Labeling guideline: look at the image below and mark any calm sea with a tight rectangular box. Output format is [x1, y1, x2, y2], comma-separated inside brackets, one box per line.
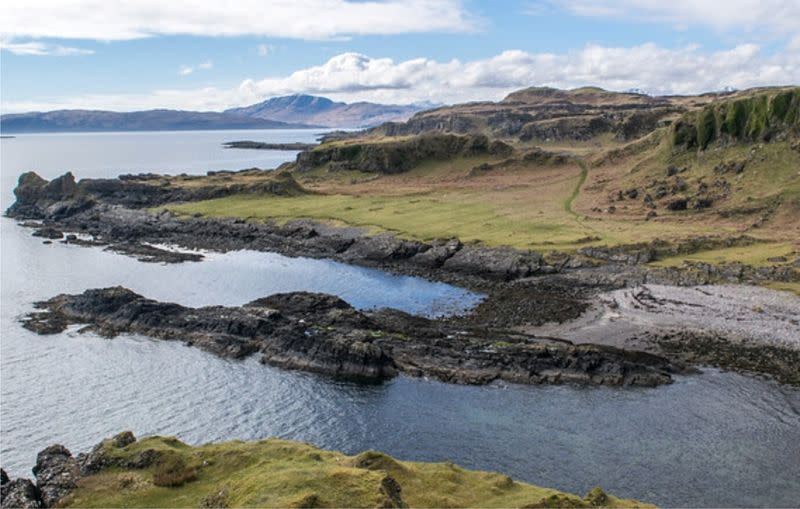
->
[1, 131, 799, 507]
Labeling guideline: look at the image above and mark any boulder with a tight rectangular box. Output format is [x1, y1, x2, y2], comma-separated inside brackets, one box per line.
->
[33, 445, 79, 507]
[409, 239, 462, 268]
[666, 198, 688, 211]
[442, 246, 543, 280]
[0, 478, 41, 509]
[31, 227, 63, 240]
[342, 234, 422, 262]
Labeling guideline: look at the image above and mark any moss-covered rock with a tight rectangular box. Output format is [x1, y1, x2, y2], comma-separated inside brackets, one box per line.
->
[52, 435, 655, 508]
[672, 87, 800, 150]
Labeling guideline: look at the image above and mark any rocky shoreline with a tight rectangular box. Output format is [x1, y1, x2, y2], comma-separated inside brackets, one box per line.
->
[21, 287, 680, 386]
[7, 170, 800, 386]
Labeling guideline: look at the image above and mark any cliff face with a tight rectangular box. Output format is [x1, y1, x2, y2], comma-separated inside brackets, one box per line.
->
[294, 133, 512, 173]
[368, 87, 691, 142]
[671, 88, 800, 150]
[365, 86, 800, 145]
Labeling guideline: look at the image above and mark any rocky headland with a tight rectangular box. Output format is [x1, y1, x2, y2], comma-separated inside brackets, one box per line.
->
[6, 86, 800, 386]
[0, 432, 652, 508]
[6, 166, 800, 386]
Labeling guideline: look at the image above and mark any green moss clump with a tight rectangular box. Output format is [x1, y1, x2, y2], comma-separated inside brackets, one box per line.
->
[769, 90, 795, 122]
[696, 107, 717, 149]
[723, 99, 748, 138]
[745, 95, 770, 140]
[152, 456, 197, 487]
[672, 119, 697, 148]
[674, 87, 800, 150]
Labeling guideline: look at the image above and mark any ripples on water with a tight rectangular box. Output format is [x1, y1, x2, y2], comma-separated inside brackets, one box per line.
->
[1, 132, 800, 507]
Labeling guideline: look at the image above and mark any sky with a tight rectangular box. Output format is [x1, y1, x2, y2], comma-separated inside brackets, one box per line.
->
[1, 0, 799, 113]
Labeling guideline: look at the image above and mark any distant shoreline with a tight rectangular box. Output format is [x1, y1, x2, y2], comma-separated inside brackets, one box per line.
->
[223, 140, 318, 150]
[0, 126, 326, 136]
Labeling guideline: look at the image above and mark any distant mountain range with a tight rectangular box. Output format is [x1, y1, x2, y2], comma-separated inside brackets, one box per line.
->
[225, 94, 427, 128]
[0, 95, 428, 133]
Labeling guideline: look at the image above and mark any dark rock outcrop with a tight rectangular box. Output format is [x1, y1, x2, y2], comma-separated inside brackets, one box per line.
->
[1, 478, 41, 508]
[294, 133, 506, 174]
[5, 171, 303, 219]
[21, 287, 680, 387]
[32, 445, 79, 508]
[442, 246, 544, 280]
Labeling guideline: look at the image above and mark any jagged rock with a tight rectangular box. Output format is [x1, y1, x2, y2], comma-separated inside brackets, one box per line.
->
[0, 470, 8, 486]
[578, 245, 655, 265]
[1, 478, 41, 508]
[442, 246, 543, 280]
[31, 227, 63, 240]
[666, 198, 688, 211]
[77, 432, 139, 475]
[111, 431, 136, 448]
[33, 445, 79, 508]
[671, 177, 688, 194]
[342, 234, 422, 262]
[693, 197, 714, 209]
[713, 160, 746, 174]
[379, 476, 407, 508]
[21, 287, 679, 387]
[409, 239, 462, 268]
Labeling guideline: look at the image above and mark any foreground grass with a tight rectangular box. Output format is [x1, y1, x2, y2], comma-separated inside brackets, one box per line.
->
[63, 436, 652, 508]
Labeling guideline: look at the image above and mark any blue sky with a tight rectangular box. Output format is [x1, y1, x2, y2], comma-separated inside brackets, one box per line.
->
[1, 0, 798, 112]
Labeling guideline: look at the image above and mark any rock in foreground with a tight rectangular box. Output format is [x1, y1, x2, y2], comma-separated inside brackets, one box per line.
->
[2, 432, 654, 508]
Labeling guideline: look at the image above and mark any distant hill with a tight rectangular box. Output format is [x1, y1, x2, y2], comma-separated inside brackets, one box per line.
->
[225, 94, 426, 128]
[0, 109, 313, 134]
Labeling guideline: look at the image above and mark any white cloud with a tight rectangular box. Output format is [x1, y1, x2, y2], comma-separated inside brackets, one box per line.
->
[0, 0, 477, 41]
[257, 44, 274, 57]
[3, 43, 798, 113]
[0, 38, 94, 56]
[178, 61, 214, 76]
[550, 0, 800, 35]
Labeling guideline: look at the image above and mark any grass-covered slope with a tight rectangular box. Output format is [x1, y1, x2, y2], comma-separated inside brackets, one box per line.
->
[162, 87, 799, 270]
[62, 436, 652, 508]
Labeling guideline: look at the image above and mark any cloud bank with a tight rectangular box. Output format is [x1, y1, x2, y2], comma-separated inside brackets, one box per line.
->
[0, 38, 94, 56]
[552, 0, 800, 34]
[178, 61, 214, 76]
[0, 0, 477, 41]
[3, 42, 798, 113]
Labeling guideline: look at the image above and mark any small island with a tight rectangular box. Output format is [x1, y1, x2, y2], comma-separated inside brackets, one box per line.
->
[223, 141, 318, 150]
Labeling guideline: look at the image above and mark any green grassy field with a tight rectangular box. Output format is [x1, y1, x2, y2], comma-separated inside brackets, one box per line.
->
[62, 436, 652, 508]
[161, 129, 798, 263]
